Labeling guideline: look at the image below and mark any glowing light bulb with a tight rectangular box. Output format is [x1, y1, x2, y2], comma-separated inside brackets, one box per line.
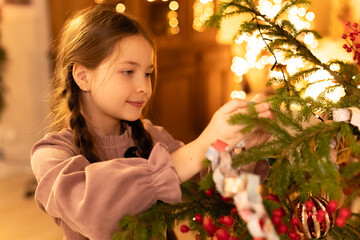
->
[170, 26, 180, 34]
[231, 90, 246, 99]
[304, 33, 314, 45]
[231, 57, 250, 77]
[116, 3, 126, 13]
[169, 18, 179, 27]
[306, 12, 315, 21]
[169, 1, 179, 11]
[330, 64, 340, 71]
[167, 10, 178, 19]
[297, 7, 306, 17]
[200, 0, 213, 3]
[289, 7, 298, 16]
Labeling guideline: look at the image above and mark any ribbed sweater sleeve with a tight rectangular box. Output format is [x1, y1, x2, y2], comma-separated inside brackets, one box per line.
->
[30, 125, 182, 240]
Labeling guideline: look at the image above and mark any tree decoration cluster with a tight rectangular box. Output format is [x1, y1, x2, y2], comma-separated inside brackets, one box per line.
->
[113, 1, 360, 239]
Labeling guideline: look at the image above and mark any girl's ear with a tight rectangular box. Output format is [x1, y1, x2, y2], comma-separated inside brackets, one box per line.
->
[72, 63, 90, 91]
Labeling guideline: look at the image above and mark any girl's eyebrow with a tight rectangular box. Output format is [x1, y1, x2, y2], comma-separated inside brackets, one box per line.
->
[119, 61, 153, 69]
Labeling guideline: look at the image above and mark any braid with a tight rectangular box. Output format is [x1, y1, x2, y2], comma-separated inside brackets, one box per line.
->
[67, 66, 101, 163]
[127, 119, 154, 159]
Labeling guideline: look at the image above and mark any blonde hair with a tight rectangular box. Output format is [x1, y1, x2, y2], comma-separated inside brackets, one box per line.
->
[50, 3, 156, 162]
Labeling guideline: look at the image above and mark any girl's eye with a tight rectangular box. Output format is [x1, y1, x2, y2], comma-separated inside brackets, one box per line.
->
[145, 72, 152, 78]
[122, 70, 134, 76]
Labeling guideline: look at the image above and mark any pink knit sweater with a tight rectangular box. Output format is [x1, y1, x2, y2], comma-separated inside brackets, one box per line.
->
[31, 120, 270, 240]
[31, 120, 184, 240]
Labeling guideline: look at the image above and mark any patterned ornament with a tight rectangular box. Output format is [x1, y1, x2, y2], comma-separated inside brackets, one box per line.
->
[291, 196, 335, 239]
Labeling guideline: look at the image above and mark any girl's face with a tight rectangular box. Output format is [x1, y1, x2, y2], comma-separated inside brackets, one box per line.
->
[82, 35, 154, 135]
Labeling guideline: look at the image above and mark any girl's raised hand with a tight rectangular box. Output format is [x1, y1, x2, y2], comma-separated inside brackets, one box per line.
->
[199, 94, 272, 150]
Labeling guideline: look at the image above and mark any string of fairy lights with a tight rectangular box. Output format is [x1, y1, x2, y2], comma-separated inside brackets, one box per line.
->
[95, 0, 346, 103]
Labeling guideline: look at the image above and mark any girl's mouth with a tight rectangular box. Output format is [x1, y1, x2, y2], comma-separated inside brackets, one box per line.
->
[127, 101, 144, 108]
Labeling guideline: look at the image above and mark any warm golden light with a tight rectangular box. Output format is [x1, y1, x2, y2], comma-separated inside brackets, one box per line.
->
[303, 70, 345, 102]
[306, 12, 315, 21]
[219, 0, 317, 100]
[167, 10, 178, 19]
[231, 90, 247, 99]
[169, 18, 179, 27]
[169, 1, 179, 11]
[193, 0, 214, 32]
[170, 26, 180, 35]
[116, 3, 126, 13]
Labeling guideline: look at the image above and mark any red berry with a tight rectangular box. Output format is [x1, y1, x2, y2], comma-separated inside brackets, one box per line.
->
[335, 217, 346, 227]
[215, 228, 230, 240]
[202, 217, 216, 236]
[276, 223, 288, 234]
[194, 213, 203, 223]
[290, 217, 300, 226]
[180, 224, 190, 233]
[343, 44, 349, 49]
[273, 208, 285, 217]
[221, 196, 233, 202]
[316, 209, 326, 222]
[347, 48, 353, 52]
[264, 194, 280, 203]
[259, 218, 265, 229]
[205, 189, 214, 197]
[342, 34, 348, 39]
[326, 200, 338, 213]
[231, 207, 238, 215]
[305, 200, 314, 211]
[272, 215, 282, 225]
[338, 208, 351, 219]
[354, 23, 358, 28]
[288, 229, 300, 240]
[346, 21, 351, 26]
[219, 215, 234, 226]
[351, 36, 356, 41]
[229, 237, 239, 240]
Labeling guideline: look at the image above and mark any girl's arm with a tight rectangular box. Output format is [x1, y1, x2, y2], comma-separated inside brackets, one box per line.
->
[171, 97, 272, 182]
[31, 135, 181, 240]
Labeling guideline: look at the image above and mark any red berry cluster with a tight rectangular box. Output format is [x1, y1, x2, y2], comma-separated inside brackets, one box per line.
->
[180, 214, 238, 240]
[270, 206, 302, 239]
[180, 188, 240, 240]
[264, 194, 301, 239]
[342, 21, 360, 65]
[325, 200, 351, 227]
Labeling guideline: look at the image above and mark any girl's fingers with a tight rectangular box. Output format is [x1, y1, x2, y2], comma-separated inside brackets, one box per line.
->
[254, 102, 271, 113]
[251, 93, 266, 103]
[219, 99, 248, 114]
[258, 110, 273, 119]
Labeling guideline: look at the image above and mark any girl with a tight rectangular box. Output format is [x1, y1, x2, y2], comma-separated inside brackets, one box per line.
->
[31, 3, 272, 240]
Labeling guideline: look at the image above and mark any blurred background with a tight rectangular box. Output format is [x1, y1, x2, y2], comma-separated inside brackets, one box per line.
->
[1, 0, 360, 239]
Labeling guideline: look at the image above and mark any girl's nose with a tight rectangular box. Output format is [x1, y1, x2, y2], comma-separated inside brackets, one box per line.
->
[136, 75, 151, 94]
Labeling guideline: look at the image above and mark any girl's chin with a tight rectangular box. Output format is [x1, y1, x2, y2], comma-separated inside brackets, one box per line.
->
[121, 116, 141, 122]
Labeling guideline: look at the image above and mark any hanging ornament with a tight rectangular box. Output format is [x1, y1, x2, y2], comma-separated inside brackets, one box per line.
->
[291, 196, 335, 239]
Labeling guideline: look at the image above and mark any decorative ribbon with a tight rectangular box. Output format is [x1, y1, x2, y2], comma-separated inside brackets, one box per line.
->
[206, 140, 279, 240]
[332, 107, 360, 129]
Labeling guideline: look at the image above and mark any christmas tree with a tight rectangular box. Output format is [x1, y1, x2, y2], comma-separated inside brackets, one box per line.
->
[113, 0, 360, 239]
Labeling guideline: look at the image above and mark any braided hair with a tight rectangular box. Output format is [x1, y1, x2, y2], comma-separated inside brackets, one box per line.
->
[50, 4, 155, 162]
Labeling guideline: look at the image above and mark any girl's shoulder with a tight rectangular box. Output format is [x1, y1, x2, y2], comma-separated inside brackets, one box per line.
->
[142, 119, 171, 140]
[142, 119, 184, 152]
[31, 128, 77, 156]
